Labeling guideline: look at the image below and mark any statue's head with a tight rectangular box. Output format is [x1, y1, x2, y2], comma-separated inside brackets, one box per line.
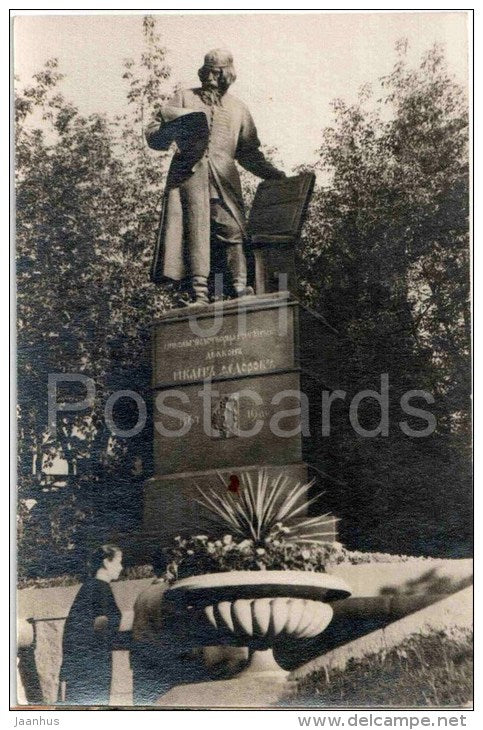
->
[198, 48, 236, 95]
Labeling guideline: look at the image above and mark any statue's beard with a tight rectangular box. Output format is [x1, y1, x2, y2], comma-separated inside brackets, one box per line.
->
[200, 85, 225, 106]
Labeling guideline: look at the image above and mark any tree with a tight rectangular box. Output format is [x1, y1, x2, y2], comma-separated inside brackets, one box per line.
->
[297, 42, 470, 555]
[16, 17, 175, 576]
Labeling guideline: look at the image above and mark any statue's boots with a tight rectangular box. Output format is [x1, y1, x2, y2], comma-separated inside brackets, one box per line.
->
[188, 276, 210, 307]
[233, 285, 255, 298]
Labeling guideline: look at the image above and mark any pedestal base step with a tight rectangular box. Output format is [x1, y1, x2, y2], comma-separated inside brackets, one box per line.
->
[143, 462, 338, 544]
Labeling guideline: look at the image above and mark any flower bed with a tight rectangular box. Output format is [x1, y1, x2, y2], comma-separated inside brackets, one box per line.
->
[163, 533, 435, 583]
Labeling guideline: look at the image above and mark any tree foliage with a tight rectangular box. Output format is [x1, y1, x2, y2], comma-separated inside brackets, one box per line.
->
[16, 17, 176, 575]
[297, 42, 470, 555]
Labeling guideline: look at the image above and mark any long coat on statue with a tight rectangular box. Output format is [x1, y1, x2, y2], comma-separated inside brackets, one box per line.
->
[146, 88, 282, 283]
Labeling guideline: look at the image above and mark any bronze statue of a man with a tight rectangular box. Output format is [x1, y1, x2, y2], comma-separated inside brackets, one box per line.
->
[146, 48, 285, 306]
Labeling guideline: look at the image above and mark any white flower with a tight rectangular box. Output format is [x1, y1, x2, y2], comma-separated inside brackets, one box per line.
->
[256, 547, 266, 556]
[194, 535, 208, 542]
[222, 534, 233, 545]
[301, 549, 311, 560]
[236, 539, 253, 551]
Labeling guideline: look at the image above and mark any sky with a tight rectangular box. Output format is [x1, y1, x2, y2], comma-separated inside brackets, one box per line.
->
[13, 11, 469, 171]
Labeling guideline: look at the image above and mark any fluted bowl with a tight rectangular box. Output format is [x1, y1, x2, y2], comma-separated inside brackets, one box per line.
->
[164, 571, 351, 677]
[204, 596, 334, 642]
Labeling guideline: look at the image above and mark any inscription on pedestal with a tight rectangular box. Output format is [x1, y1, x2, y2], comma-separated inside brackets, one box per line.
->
[153, 372, 305, 474]
[153, 305, 294, 388]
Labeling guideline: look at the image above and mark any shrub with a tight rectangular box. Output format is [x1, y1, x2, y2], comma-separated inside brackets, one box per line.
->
[194, 470, 337, 546]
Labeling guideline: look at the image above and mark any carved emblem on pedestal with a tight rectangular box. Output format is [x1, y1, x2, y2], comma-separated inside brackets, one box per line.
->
[211, 394, 240, 439]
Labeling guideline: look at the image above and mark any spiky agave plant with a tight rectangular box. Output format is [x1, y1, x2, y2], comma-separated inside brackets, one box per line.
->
[193, 469, 338, 546]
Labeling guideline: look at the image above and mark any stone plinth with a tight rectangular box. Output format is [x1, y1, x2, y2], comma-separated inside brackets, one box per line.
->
[144, 462, 312, 536]
[144, 293, 340, 543]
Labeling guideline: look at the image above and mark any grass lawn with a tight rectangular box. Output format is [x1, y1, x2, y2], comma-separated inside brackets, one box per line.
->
[288, 629, 472, 708]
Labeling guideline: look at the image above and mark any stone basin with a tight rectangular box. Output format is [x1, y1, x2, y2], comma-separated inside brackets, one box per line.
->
[164, 571, 351, 681]
[170, 570, 351, 602]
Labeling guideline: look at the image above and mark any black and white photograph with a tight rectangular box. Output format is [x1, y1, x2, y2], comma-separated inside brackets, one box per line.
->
[12, 9, 473, 714]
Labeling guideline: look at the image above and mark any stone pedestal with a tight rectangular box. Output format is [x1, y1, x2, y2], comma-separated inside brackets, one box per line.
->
[143, 292, 340, 544]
